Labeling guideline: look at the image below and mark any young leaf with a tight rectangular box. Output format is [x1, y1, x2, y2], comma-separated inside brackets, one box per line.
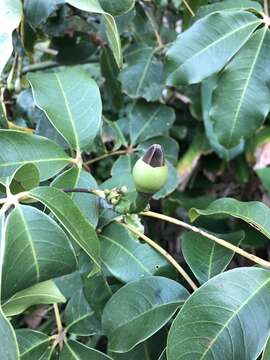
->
[167, 268, 270, 360]
[182, 230, 244, 284]
[60, 340, 113, 359]
[102, 276, 189, 353]
[52, 167, 99, 228]
[28, 67, 102, 151]
[189, 197, 270, 239]
[166, 11, 261, 86]
[16, 329, 51, 359]
[66, 0, 122, 66]
[0, 0, 22, 74]
[29, 186, 100, 270]
[100, 223, 169, 283]
[2, 205, 76, 300]
[8, 163, 40, 193]
[2, 280, 66, 317]
[64, 289, 100, 336]
[119, 45, 164, 101]
[210, 27, 270, 148]
[0, 130, 71, 180]
[129, 101, 175, 146]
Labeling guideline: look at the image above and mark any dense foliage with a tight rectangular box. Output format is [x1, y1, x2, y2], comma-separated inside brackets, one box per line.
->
[1, 0, 270, 359]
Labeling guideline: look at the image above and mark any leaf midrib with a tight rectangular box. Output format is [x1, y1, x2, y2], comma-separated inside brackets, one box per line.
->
[227, 26, 267, 147]
[55, 73, 79, 151]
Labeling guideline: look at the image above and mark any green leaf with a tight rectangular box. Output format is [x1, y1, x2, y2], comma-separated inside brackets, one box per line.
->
[257, 167, 270, 193]
[66, 0, 122, 66]
[2, 280, 66, 317]
[100, 223, 169, 283]
[9, 163, 40, 193]
[0, 130, 71, 180]
[24, 0, 63, 28]
[60, 340, 113, 359]
[52, 167, 99, 228]
[262, 336, 270, 360]
[28, 67, 102, 151]
[166, 11, 261, 86]
[167, 267, 270, 360]
[16, 329, 51, 359]
[0, 307, 19, 359]
[102, 276, 189, 352]
[196, 0, 262, 20]
[100, 0, 135, 16]
[29, 186, 100, 270]
[129, 101, 175, 145]
[158, 349, 167, 360]
[2, 205, 76, 300]
[0, 0, 22, 74]
[210, 27, 270, 149]
[201, 76, 244, 160]
[182, 230, 244, 284]
[119, 45, 164, 101]
[64, 288, 100, 336]
[189, 197, 270, 239]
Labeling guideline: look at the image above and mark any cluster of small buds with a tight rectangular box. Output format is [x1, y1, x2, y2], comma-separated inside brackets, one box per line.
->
[104, 186, 128, 206]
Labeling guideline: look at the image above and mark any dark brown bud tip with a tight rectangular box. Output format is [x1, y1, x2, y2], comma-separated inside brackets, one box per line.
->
[142, 144, 165, 167]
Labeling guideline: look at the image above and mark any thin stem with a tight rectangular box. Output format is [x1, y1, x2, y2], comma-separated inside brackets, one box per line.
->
[264, 0, 269, 17]
[53, 304, 63, 334]
[85, 150, 130, 165]
[142, 211, 270, 269]
[183, 0, 195, 17]
[121, 222, 198, 291]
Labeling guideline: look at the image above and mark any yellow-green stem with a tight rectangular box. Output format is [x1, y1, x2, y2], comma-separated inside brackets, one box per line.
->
[53, 303, 63, 334]
[121, 222, 198, 291]
[142, 211, 270, 269]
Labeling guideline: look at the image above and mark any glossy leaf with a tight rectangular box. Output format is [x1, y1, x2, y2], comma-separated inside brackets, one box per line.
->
[167, 268, 270, 360]
[2, 280, 66, 317]
[182, 230, 244, 284]
[99, 223, 169, 283]
[28, 67, 102, 151]
[196, 0, 262, 20]
[66, 0, 122, 66]
[0, 0, 22, 74]
[102, 276, 189, 352]
[129, 101, 175, 146]
[29, 186, 100, 270]
[0, 307, 19, 360]
[64, 288, 100, 336]
[166, 11, 261, 86]
[52, 167, 99, 227]
[100, 0, 135, 16]
[201, 76, 244, 160]
[24, 0, 63, 28]
[9, 163, 40, 193]
[210, 27, 270, 148]
[60, 340, 113, 359]
[0, 130, 71, 180]
[2, 205, 76, 300]
[189, 197, 270, 239]
[119, 45, 164, 101]
[16, 329, 51, 359]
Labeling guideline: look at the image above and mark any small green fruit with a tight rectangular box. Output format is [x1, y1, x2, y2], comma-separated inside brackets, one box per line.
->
[132, 144, 168, 194]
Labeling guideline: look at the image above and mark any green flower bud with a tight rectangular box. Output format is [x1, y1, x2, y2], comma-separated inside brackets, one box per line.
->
[132, 144, 168, 194]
